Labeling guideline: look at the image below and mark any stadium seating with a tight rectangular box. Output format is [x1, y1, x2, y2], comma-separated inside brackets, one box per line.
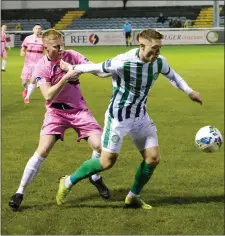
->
[2, 19, 51, 30]
[66, 6, 200, 30]
[220, 16, 224, 26]
[1, 8, 72, 30]
[67, 16, 181, 30]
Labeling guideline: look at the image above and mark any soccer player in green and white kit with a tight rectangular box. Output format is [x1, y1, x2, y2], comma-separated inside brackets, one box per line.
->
[56, 28, 203, 209]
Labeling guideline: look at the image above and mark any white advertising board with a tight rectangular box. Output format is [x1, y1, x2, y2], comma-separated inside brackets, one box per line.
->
[65, 31, 125, 46]
[133, 30, 206, 45]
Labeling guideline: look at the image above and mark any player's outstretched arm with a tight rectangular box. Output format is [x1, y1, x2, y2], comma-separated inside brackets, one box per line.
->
[60, 58, 123, 75]
[60, 59, 102, 74]
[60, 59, 112, 78]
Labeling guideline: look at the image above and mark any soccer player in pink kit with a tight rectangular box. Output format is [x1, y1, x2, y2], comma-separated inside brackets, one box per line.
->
[9, 29, 110, 211]
[1, 24, 11, 71]
[20, 24, 44, 103]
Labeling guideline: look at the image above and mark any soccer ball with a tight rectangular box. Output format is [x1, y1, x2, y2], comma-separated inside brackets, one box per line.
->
[195, 125, 223, 153]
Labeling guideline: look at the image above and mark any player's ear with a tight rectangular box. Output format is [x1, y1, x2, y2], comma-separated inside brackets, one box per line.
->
[140, 44, 145, 50]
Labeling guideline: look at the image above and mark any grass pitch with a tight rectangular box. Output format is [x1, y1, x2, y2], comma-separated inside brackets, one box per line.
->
[1, 45, 224, 235]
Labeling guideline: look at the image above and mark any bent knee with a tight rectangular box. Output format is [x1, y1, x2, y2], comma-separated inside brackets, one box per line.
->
[100, 152, 118, 170]
[36, 145, 51, 158]
[88, 135, 101, 153]
[145, 153, 160, 166]
[149, 154, 160, 166]
[91, 143, 101, 153]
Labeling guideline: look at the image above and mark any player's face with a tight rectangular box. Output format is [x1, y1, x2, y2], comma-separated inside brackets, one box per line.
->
[33, 25, 42, 36]
[44, 37, 64, 61]
[141, 39, 162, 63]
[2, 25, 7, 32]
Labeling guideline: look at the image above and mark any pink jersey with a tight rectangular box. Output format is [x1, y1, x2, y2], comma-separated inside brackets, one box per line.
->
[33, 50, 91, 110]
[22, 34, 44, 66]
[1, 31, 6, 49]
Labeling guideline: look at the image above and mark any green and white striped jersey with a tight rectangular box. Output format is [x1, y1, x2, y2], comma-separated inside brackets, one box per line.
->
[101, 48, 192, 121]
[75, 48, 193, 122]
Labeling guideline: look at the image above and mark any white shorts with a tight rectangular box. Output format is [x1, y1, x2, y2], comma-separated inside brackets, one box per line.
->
[101, 112, 158, 153]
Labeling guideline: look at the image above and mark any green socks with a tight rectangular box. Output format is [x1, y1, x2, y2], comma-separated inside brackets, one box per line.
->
[70, 158, 103, 185]
[131, 161, 156, 195]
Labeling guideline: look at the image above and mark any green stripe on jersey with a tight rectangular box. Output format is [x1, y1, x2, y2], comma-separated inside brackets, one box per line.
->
[136, 48, 140, 57]
[157, 57, 163, 73]
[135, 63, 153, 117]
[109, 75, 121, 118]
[103, 115, 113, 148]
[118, 62, 131, 121]
[125, 62, 143, 119]
[102, 62, 108, 73]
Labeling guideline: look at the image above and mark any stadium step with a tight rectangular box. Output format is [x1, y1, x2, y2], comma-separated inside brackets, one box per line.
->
[54, 10, 85, 30]
[193, 7, 215, 28]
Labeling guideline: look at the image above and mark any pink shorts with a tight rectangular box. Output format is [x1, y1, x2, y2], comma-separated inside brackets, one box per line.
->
[40, 108, 102, 141]
[1, 48, 7, 57]
[21, 64, 35, 81]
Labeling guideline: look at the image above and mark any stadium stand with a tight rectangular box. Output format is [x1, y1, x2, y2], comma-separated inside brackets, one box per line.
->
[2, 5, 224, 31]
[1, 9, 73, 30]
[194, 7, 223, 27]
[54, 10, 85, 30]
[66, 6, 201, 30]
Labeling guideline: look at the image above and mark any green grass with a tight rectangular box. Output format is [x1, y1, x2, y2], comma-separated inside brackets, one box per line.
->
[2, 45, 224, 235]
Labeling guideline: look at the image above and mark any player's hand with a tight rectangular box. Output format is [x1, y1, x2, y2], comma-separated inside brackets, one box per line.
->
[62, 69, 80, 83]
[20, 50, 25, 56]
[189, 91, 202, 105]
[60, 59, 74, 72]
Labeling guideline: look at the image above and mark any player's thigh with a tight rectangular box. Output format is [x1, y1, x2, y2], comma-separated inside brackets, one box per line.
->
[36, 134, 57, 158]
[2, 53, 7, 60]
[130, 115, 159, 152]
[101, 113, 128, 154]
[87, 134, 102, 153]
[70, 109, 102, 143]
[21, 64, 32, 81]
[40, 109, 69, 142]
[30, 76, 37, 84]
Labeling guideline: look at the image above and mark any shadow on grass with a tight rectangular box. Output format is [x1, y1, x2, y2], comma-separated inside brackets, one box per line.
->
[16, 188, 224, 212]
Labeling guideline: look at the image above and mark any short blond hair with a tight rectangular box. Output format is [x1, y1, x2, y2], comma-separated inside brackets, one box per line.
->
[139, 28, 163, 41]
[42, 29, 63, 41]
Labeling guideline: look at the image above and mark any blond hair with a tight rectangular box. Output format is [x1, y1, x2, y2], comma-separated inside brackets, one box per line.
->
[42, 29, 63, 41]
[139, 28, 163, 41]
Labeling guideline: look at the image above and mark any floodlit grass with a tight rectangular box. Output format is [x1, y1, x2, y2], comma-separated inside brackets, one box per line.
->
[2, 45, 224, 235]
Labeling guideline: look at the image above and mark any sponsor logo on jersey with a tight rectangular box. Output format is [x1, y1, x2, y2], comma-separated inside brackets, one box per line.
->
[106, 59, 112, 68]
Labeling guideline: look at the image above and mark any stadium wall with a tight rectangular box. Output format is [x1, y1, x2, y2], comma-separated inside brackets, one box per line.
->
[89, 0, 224, 8]
[2, 0, 224, 10]
[1, 0, 79, 10]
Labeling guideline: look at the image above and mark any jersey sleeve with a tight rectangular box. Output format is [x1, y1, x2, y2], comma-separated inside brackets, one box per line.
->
[160, 55, 193, 95]
[102, 53, 128, 73]
[32, 58, 51, 85]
